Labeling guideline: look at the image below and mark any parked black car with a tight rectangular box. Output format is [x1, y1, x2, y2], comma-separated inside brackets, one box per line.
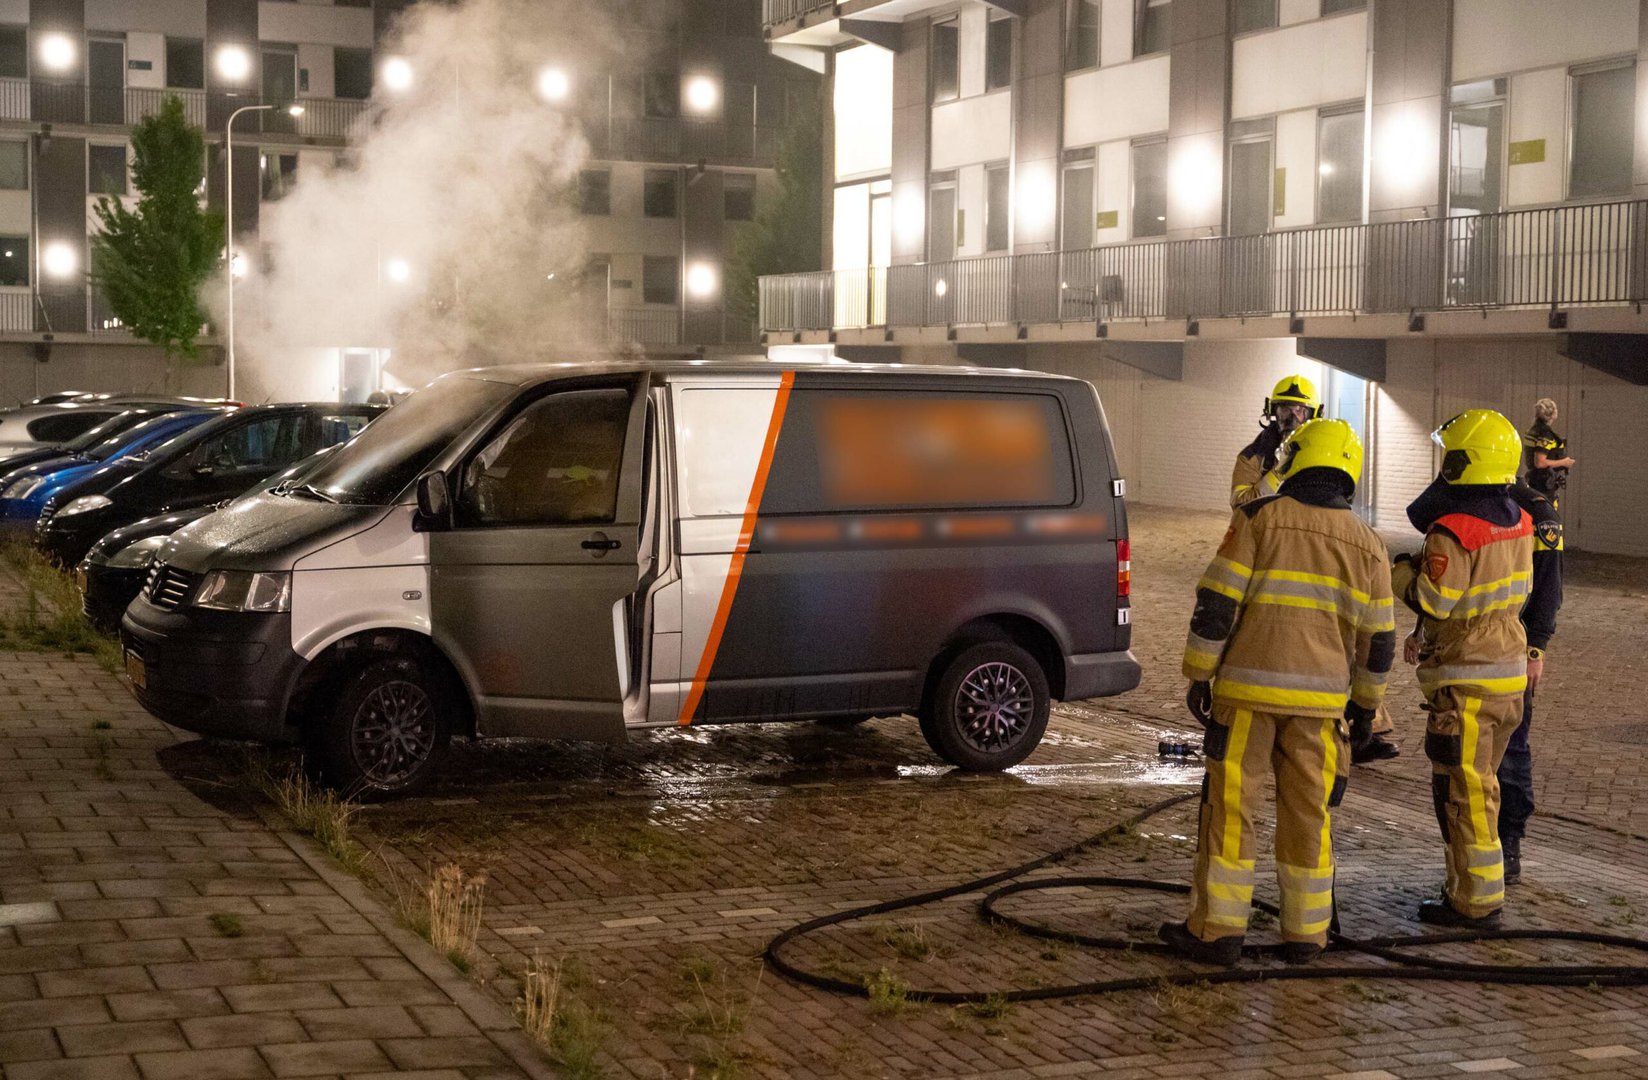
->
[78, 447, 343, 632]
[37, 403, 384, 566]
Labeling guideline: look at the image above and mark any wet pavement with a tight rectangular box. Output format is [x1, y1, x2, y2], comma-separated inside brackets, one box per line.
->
[341, 504, 1648, 1079]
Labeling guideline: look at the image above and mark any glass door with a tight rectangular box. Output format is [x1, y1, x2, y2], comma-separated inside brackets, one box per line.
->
[88, 39, 124, 125]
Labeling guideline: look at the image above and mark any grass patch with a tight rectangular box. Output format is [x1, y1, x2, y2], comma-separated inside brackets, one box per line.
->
[875, 920, 933, 962]
[864, 968, 911, 1016]
[674, 958, 762, 1078]
[517, 957, 607, 1080]
[962, 993, 1012, 1022]
[91, 717, 112, 731]
[209, 913, 244, 938]
[0, 541, 121, 671]
[256, 768, 369, 876]
[1150, 978, 1238, 1023]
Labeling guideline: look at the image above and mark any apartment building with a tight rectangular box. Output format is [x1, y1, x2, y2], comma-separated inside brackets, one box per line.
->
[0, 0, 814, 404]
[761, 0, 1648, 556]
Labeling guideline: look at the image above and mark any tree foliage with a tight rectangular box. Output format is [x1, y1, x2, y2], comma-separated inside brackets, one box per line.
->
[90, 94, 223, 358]
[725, 89, 823, 327]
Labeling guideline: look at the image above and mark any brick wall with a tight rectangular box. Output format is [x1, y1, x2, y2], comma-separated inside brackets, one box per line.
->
[1373, 339, 1437, 543]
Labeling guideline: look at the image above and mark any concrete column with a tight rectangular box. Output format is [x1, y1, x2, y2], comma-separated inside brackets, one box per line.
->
[1367, 0, 1451, 223]
[889, 18, 929, 265]
[1165, 0, 1228, 239]
[683, 168, 727, 345]
[1012, 0, 1062, 254]
[36, 134, 87, 333]
[820, 49, 836, 270]
[30, 0, 85, 125]
[1634, 0, 1648, 196]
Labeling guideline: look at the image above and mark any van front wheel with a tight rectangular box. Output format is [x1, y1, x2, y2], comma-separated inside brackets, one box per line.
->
[311, 657, 450, 798]
[921, 642, 1049, 771]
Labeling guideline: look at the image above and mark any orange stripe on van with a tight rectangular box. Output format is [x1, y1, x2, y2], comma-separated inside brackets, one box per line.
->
[678, 371, 795, 726]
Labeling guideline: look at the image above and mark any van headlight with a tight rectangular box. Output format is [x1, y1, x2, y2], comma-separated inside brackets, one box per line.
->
[104, 535, 168, 569]
[56, 494, 111, 517]
[192, 570, 292, 613]
[2, 476, 41, 499]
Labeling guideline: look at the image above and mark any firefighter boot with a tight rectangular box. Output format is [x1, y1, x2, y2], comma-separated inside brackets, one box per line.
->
[1158, 922, 1242, 967]
[1418, 899, 1503, 928]
[1503, 835, 1522, 885]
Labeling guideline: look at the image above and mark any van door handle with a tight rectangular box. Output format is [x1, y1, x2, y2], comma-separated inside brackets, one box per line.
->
[581, 533, 621, 554]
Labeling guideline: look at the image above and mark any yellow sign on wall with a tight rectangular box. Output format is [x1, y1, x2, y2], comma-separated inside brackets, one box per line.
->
[1509, 139, 1546, 165]
[1095, 210, 1119, 229]
[1274, 168, 1286, 216]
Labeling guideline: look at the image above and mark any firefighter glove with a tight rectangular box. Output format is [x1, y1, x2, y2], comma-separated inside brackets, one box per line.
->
[1186, 680, 1214, 729]
[1345, 701, 1376, 751]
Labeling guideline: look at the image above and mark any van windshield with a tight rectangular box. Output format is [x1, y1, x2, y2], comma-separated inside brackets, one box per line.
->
[300, 376, 516, 506]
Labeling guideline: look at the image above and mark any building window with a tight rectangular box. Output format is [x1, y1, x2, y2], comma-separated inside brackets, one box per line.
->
[1450, 80, 1505, 214]
[1570, 62, 1635, 199]
[1131, 139, 1167, 237]
[1321, 0, 1365, 13]
[165, 38, 204, 89]
[644, 72, 679, 118]
[333, 47, 373, 100]
[642, 256, 678, 304]
[1316, 108, 1363, 223]
[0, 26, 25, 80]
[261, 152, 298, 201]
[0, 141, 26, 190]
[931, 18, 959, 103]
[985, 17, 1013, 92]
[579, 169, 611, 215]
[88, 144, 126, 196]
[0, 237, 26, 286]
[985, 163, 1010, 252]
[929, 172, 958, 261]
[1066, 0, 1100, 71]
[1234, 0, 1277, 34]
[1135, 0, 1170, 57]
[643, 169, 677, 218]
[724, 172, 756, 221]
[1062, 151, 1095, 250]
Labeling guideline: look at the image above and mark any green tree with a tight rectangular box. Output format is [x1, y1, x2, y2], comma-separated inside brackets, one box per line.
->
[725, 90, 823, 328]
[90, 94, 223, 359]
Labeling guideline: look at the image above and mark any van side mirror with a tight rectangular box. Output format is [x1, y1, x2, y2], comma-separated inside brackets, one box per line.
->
[415, 471, 452, 531]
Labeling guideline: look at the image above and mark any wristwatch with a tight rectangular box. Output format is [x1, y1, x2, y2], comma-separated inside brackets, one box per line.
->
[1527, 647, 1545, 661]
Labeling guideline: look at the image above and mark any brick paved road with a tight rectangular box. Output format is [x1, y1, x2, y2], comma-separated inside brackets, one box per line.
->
[6, 505, 1648, 1080]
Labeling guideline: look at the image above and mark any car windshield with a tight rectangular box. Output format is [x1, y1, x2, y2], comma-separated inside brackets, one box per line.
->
[64, 410, 147, 453]
[301, 376, 517, 505]
[85, 413, 192, 461]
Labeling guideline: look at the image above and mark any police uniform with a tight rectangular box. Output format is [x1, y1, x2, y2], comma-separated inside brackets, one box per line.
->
[1521, 419, 1568, 507]
[1164, 419, 1395, 966]
[1395, 410, 1534, 926]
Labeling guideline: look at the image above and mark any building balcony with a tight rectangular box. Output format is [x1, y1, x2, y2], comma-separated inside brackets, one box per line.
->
[760, 199, 1648, 338]
[583, 115, 782, 169]
[0, 78, 367, 142]
[606, 306, 760, 348]
[762, 0, 947, 48]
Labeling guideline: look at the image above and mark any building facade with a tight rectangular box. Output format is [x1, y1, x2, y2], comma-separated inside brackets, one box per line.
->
[761, 0, 1648, 555]
[0, 0, 813, 403]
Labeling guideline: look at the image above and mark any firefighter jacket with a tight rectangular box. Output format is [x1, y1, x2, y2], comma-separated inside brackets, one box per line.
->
[1396, 481, 1534, 697]
[1230, 424, 1285, 508]
[1510, 485, 1563, 651]
[1185, 473, 1397, 718]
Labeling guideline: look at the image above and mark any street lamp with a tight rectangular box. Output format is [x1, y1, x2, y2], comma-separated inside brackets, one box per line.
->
[215, 44, 252, 83]
[224, 102, 304, 401]
[381, 57, 413, 93]
[537, 67, 570, 103]
[37, 33, 75, 74]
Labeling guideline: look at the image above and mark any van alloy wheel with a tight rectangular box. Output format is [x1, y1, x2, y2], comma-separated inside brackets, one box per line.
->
[954, 661, 1034, 753]
[351, 679, 437, 786]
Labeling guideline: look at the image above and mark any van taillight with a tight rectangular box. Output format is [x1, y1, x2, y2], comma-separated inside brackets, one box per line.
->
[1117, 538, 1131, 598]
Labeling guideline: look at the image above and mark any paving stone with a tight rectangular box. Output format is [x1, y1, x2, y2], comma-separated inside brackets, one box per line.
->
[258, 1038, 393, 1076]
[134, 1046, 274, 1080]
[6, 1055, 143, 1080]
[55, 1019, 189, 1057]
[177, 1012, 309, 1049]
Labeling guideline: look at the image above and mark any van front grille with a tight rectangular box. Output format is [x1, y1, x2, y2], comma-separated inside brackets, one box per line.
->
[145, 561, 200, 611]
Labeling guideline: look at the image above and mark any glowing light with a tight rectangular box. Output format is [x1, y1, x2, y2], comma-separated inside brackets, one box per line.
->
[37, 33, 75, 73]
[381, 56, 413, 93]
[684, 75, 719, 114]
[215, 45, 251, 82]
[685, 261, 718, 299]
[934, 278, 948, 297]
[894, 188, 924, 251]
[1168, 140, 1221, 219]
[230, 251, 248, 279]
[286, 103, 305, 117]
[1318, 162, 1336, 176]
[41, 241, 77, 279]
[1016, 161, 1056, 236]
[537, 67, 570, 103]
[1377, 109, 1430, 193]
[385, 258, 412, 284]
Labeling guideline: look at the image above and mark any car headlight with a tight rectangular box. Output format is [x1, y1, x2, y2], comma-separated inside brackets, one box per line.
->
[2, 476, 41, 500]
[192, 570, 291, 613]
[105, 535, 168, 570]
[56, 494, 111, 517]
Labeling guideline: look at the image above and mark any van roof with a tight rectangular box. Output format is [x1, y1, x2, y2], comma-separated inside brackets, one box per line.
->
[445, 357, 1078, 386]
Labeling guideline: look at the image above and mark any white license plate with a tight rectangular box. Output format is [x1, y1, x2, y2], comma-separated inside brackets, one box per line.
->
[124, 650, 146, 690]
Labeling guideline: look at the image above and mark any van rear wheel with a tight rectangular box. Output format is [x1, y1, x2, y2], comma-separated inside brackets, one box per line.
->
[310, 657, 450, 798]
[921, 641, 1049, 771]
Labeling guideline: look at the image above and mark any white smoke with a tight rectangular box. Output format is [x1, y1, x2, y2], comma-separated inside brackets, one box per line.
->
[225, 0, 652, 398]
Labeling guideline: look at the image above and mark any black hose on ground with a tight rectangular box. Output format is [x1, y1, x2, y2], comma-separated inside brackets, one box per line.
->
[764, 791, 1648, 1002]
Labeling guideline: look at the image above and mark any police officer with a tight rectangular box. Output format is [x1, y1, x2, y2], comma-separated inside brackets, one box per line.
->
[1393, 409, 1533, 927]
[1230, 374, 1323, 508]
[1521, 398, 1573, 508]
[1164, 418, 1396, 966]
[1498, 481, 1562, 884]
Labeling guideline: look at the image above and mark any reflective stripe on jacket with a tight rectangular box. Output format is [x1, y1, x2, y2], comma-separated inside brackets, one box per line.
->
[1408, 511, 1534, 697]
[1184, 495, 1397, 718]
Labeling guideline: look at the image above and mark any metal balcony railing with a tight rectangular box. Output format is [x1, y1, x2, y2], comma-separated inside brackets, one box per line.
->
[608, 307, 680, 346]
[584, 116, 782, 168]
[0, 78, 366, 140]
[760, 199, 1648, 332]
[762, 0, 837, 26]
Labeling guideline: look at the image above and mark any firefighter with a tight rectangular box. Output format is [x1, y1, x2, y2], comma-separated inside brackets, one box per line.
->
[1230, 374, 1323, 509]
[1392, 409, 1533, 927]
[1498, 481, 1563, 884]
[1163, 418, 1396, 966]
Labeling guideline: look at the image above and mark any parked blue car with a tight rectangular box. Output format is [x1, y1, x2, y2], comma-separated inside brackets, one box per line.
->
[0, 409, 231, 531]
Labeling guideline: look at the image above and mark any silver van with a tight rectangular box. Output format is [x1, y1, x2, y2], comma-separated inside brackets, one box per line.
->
[121, 361, 1140, 795]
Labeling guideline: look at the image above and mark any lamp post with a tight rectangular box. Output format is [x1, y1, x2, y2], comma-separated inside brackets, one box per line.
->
[224, 101, 302, 400]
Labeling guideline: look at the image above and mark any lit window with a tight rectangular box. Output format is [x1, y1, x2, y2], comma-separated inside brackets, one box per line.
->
[1317, 108, 1363, 223]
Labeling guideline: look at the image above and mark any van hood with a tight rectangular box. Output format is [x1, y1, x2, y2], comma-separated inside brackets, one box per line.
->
[162, 493, 389, 573]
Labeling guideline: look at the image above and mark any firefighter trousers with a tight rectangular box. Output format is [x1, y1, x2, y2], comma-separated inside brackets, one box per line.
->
[1424, 687, 1524, 918]
[1187, 705, 1350, 947]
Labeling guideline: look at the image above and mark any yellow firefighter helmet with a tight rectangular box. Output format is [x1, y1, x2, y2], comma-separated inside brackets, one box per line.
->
[1432, 409, 1520, 485]
[1275, 417, 1364, 487]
